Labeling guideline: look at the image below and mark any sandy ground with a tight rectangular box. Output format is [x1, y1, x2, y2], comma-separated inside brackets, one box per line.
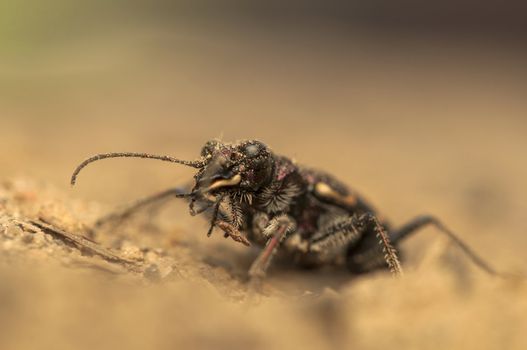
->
[1, 21, 527, 350]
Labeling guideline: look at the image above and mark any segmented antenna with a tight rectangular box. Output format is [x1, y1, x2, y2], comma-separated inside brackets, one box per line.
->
[71, 152, 205, 185]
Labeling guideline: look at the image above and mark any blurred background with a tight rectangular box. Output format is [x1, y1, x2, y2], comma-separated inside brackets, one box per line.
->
[1, 1, 527, 349]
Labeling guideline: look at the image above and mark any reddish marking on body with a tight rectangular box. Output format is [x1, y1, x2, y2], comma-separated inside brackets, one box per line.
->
[277, 167, 289, 181]
[276, 162, 295, 181]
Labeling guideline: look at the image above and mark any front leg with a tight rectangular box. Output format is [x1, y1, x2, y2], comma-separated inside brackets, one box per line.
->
[206, 194, 250, 246]
[215, 221, 251, 246]
[249, 215, 296, 280]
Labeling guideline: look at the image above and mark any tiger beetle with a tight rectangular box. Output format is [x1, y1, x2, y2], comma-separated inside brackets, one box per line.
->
[70, 139, 498, 283]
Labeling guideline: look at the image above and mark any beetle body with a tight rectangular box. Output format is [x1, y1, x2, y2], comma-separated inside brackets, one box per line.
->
[186, 140, 399, 276]
[71, 139, 499, 280]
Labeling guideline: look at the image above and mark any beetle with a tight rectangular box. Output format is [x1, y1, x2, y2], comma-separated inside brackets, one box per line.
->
[70, 139, 497, 282]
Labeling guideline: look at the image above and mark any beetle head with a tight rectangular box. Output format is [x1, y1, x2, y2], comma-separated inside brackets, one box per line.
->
[70, 139, 275, 218]
[193, 139, 274, 195]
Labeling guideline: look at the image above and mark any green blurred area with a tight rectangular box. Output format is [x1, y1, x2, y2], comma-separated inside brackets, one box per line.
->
[2, 0, 526, 52]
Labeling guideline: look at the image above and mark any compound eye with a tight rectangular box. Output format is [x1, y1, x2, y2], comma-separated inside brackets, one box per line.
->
[244, 142, 263, 158]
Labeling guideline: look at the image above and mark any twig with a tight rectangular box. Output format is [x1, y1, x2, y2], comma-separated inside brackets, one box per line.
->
[28, 218, 142, 272]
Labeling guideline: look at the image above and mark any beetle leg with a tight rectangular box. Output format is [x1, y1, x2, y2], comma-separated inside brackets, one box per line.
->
[308, 215, 364, 262]
[391, 215, 497, 276]
[248, 215, 296, 281]
[93, 186, 190, 230]
[215, 221, 251, 246]
[311, 213, 403, 276]
[205, 193, 226, 237]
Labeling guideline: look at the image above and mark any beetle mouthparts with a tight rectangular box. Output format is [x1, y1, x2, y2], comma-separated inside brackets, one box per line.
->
[203, 174, 242, 193]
